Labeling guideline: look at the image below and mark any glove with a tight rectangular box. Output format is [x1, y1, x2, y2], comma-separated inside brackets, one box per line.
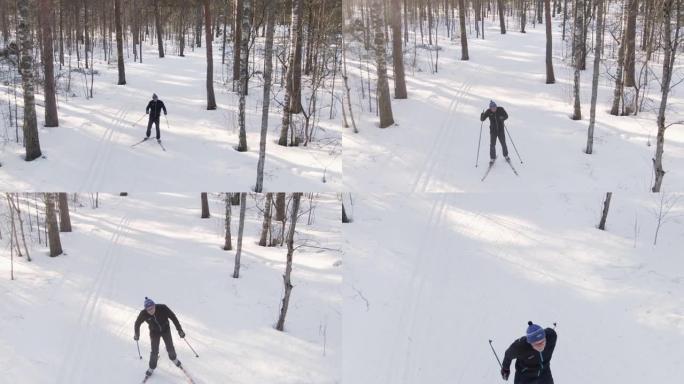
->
[178, 330, 186, 338]
[501, 368, 510, 381]
[134, 334, 140, 341]
[164, 112, 167, 115]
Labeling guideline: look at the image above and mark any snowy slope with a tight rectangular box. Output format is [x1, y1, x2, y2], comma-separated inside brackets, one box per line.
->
[0, 193, 341, 383]
[343, 193, 684, 383]
[0, 39, 342, 192]
[343, 18, 684, 192]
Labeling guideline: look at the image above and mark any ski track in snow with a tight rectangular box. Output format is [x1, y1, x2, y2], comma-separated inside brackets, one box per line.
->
[78, 104, 130, 192]
[56, 214, 131, 383]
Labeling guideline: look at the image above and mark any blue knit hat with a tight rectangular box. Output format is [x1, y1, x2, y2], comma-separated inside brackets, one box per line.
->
[489, 100, 497, 109]
[526, 321, 546, 343]
[144, 297, 155, 309]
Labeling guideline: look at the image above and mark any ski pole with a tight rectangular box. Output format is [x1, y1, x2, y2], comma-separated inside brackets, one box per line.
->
[164, 115, 170, 131]
[183, 338, 199, 358]
[132, 113, 146, 126]
[504, 124, 523, 164]
[136, 340, 142, 359]
[475, 120, 483, 167]
[488, 339, 503, 369]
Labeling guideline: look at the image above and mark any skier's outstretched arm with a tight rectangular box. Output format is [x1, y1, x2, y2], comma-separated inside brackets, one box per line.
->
[134, 311, 144, 339]
[161, 101, 167, 115]
[145, 102, 151, 115]
[167, 307, 184, 336]
[480, 110, 489, 122]
[500, 108, 509, 121]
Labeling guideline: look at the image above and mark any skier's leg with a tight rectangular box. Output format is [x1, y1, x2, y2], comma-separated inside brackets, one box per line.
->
[498, 126, 509, 158]
[149, 333, 161, 370]
[155, 119, 161, 140]
[161, 330, 179, 364]
[146, 119, 153, 138]
[489, 126, 497, 159]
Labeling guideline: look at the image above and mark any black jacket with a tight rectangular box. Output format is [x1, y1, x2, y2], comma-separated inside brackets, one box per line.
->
[503, 328, 557, 380]
[480, 107, 508, 129]
[134, 304, 183, 336]
[146, 100, 167, 120]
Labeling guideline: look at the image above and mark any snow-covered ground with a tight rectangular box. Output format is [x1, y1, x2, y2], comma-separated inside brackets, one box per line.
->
[0, 193, 341, 383]
[343, 193, 684, 383]
[0, 39, 342, 192]
[343, 18, 684, 192]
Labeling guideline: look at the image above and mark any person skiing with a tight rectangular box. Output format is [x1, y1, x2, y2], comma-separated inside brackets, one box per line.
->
[480, 100, 509, 164]
[134, 297, 186, 378]
[145, 93, 167, 142]
[500, 321, 557, 384]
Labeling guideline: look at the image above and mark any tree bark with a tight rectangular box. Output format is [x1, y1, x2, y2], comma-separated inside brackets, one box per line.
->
[497, 0, 506, 34]
[236, 0, 250, 151]
[154, 0, 164, 58]
[39, 0, 59, 126]
[45, 193, 63, 257]
[274, 192, 286, 246]
[275, 192, 302, 331]
[571, 0, 583, 120]
[233, 192, 247, 278]
[201, 192, 210, 218]
[458, 0, 469, 59]
[610, 3, 628, 115]
[587, 0, 604, 154]
[114, 0, 126, 85]
[223, 193, 233, 250]
[391, 0, 407, 98]
[544, 0, 555, 83]
[652, 0, 679, 192]
[624, 0, 638, 87]
[598, 192, 612, 230]
[259, 193, 273, 246]
[204, 0, 217, 109]
[278, 0, 304, 146]
[18, 0, 42, 160]
[57, 193, 72, 232]
[371, 0, 394, 128]
[233, 0, 242, 89]
[256, 3, 276, 192]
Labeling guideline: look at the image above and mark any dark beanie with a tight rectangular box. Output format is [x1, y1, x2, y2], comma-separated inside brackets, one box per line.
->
[144, 297, 155, 309]
[526, 321, 545, 343]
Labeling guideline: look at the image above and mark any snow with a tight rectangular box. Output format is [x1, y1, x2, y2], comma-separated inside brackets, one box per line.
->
[343, 192, 684, 383]
[0, 38, 342, 192]
[0, 193, 341, 383]
[343, 19, 684, 192]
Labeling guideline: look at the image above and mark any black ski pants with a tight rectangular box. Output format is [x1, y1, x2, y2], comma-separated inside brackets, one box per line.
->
[489, 124, 509, 160]
[149, 330, 176, 369]
[514, 370, 554, 384]
[146, 118, 161, 140]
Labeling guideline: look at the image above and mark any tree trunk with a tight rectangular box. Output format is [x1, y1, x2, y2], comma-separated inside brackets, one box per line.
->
[223, 193, 233, 250]
[233, 192, 247, 278]
[571, 0, 583, 120]
[587, 0, 604, 154]
[154, 0, 164, 58]
[370, 0, 394, 128]
[458, 0, 469, 59]
[39, 0, 59, 126]
[259, 193, 273, 246]
[610, 3, 628, 115]
[115, 0, 126, 85]
[201, 192, 210, 218]
[45, 193, 63, 257]
[236, 0, 250, 151]
[497, 0, 506, 34]
[273, 192, 286, 246]
[275, 192, 302, 331]
[598, 192, 612, 230]
[256, 3, 276, 192]
[204, 0, 217, 109]
[624, 0, 637, 87]
[18, 0, 42, 161]
[232, 0, 242, 89]
[57, 193, 72, 232]
[544, 0, 555, 83]
[278, 0, 304, 146]
[652, 0, 679, 192]
[391, 0, 407, 98]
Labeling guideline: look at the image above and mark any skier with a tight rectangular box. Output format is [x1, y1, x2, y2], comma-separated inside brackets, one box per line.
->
[145, 93, 167, 142]
[500, 321, 557, 384]
[134, 297, 186, 379]
[480, 100, 509, 165]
